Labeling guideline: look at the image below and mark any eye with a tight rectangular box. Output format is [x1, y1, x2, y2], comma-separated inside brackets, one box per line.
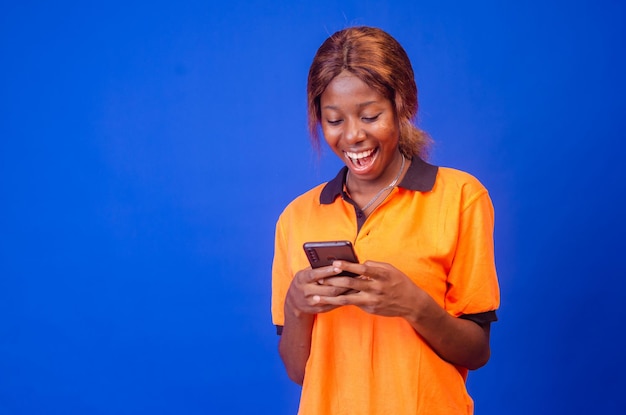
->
[362, 113, 381, 123]
[326, 119, 343, 126]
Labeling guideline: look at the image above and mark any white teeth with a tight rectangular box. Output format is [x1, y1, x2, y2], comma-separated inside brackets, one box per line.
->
[345, 149, 374, 160]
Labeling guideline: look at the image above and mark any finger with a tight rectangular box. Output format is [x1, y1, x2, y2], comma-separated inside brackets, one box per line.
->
[332, 260, 387, 281]
[304, 296, 344, 314]
[312, 294, 352, 307]
[331, 260, 366, 277]
[321, 275, 363, 290]
[298, 265, 349, 285]
[307, 283, 355, 298]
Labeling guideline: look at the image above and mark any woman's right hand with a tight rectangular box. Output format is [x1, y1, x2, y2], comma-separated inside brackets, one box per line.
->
[285, 266, 356, 317]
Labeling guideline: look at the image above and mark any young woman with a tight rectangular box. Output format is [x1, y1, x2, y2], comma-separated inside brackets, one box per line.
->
[271, 26, 500, 415]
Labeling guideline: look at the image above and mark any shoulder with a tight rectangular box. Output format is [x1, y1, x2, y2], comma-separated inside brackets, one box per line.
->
[434, 167, 491, 209]
[436, 167, 488, 192]
[278, 183, 327, 219]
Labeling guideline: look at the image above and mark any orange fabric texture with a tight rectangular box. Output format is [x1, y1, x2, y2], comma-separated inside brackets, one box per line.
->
[272, 164, 500, 415]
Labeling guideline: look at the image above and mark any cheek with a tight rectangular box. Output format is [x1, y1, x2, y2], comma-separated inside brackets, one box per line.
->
[322, 131, 346, 159]
[321, 126, 340, 147]
[372, 122, 400, 142]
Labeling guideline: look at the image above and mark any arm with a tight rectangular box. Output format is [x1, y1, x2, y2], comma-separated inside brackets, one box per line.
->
[278, 266, 352, 384]
[314, 188, 498, 369]
[316, 261, 491, 369]
[404, 283, 491, 369]
[278, 297, 315, 385]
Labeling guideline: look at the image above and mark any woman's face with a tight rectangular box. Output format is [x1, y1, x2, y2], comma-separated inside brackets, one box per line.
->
[319, 71, 401, 185]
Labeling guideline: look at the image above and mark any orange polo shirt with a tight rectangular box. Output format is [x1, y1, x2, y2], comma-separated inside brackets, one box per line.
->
[272, 158, 500, 415]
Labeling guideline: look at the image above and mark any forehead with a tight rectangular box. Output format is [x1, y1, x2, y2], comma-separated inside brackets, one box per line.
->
[320, 71, 388, 109]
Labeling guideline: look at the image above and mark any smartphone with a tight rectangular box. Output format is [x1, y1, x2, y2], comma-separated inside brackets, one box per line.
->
[303, 240, 359, 277]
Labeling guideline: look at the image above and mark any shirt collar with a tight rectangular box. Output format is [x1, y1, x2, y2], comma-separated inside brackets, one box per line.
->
[320, 157, 439, 204]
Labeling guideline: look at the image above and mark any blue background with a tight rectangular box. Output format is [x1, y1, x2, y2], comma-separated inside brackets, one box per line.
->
[1, 1, 625, 414]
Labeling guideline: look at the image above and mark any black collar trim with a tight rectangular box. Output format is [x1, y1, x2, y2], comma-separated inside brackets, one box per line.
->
[320, 157, 439, 204]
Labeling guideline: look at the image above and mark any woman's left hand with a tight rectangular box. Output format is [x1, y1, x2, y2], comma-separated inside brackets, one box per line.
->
[318, 259, 492, 370]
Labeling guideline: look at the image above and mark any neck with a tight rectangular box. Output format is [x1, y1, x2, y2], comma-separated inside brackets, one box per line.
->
[347, 152, 405, 193]
[345, 152, 406, 212]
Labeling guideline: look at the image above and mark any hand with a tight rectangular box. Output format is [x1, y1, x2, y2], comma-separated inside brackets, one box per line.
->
[285, 265, 357, 317]
[314, 260, 424, 319]
[305, 260, 493, 370]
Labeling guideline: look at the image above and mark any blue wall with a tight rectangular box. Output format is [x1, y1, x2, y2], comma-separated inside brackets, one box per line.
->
[1, 1, 624, 414]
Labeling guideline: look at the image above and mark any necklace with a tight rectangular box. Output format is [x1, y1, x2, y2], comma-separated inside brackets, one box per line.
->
[346, 153, 406, 212]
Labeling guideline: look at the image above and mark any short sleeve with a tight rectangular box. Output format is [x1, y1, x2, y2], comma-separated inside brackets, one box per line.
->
[445, 188, 500, 317]
[271, 216, 290, 328]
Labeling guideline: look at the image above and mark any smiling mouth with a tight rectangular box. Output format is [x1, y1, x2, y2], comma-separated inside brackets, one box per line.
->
[344, 148, 378, 169]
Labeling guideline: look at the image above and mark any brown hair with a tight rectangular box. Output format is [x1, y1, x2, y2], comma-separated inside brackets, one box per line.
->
[307, 26, 432, 159]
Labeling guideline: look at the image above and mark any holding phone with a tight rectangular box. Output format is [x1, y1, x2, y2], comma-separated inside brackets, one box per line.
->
[303, 240, 360, 277]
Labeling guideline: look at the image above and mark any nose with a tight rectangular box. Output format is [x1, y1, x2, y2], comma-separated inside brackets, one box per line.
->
[344, 117, 365, 144]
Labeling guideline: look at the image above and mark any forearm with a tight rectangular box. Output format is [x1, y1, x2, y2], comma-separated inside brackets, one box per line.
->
[406, 290, 491, 370]
[278, 297, 316, 385]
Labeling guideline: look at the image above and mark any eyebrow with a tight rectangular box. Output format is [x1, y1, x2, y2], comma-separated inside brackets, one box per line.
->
[322, 101, 379, 110]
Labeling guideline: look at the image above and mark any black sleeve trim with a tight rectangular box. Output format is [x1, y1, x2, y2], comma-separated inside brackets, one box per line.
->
[276, 325, 283, 335]
[459, 310, 498, 326]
